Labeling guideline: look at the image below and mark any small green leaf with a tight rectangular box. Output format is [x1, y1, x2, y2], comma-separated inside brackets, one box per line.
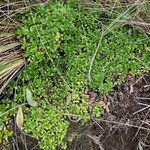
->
[26, 88, 38, 107]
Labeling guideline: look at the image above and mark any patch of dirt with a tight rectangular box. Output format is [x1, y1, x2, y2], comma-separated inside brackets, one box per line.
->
[8, 122, 39, 150]
[67, 74, 150, 150]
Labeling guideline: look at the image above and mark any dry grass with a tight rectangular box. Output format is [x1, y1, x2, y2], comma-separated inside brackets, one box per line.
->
[0, 0, 48, 94]
[82, 0, 150, 34]
[132, 0, 150, 35]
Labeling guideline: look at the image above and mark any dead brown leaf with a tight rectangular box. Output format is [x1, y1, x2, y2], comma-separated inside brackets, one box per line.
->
[99, 101, 110, 113]
[16, 106, 23, 130]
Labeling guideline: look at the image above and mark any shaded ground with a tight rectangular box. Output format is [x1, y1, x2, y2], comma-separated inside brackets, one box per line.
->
[67, 74, 150, 150]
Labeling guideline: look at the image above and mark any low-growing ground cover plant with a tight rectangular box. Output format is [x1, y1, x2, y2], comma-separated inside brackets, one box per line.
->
[0, 0, 149, 149]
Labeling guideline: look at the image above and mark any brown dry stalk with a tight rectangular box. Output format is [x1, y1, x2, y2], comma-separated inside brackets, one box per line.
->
[94, 118, 150, 132]
[0, 0, 48, 94]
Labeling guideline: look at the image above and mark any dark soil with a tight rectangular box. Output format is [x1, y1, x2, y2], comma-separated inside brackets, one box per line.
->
[67, 74, 150, 150]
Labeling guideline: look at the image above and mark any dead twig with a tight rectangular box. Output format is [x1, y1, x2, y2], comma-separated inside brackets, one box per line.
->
[133, 76, 143, 85]
[94, 118, 150, 132]
[86, 134, 104, 150]
[88, 24, 104, 82]
[144, 85, 150, 88]
[133, 105, 150, 115]
[134, 97, 150, 100]
[141, 120, 150, 126]
[135, 109, 150, 137]
[92, 118, 104, 131]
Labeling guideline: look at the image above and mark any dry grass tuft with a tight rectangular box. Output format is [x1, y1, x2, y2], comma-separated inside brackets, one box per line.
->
[133, 1, 150, 35]
[0, 0, 48, 94]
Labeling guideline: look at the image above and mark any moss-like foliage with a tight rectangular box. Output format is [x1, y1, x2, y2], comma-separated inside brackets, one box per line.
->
[18, 2, 149, 94]
[1, 1, 149, 150]
[0, 99, 13, 143]
[24, 105, 69, 149]
[16, 1, 149, 149]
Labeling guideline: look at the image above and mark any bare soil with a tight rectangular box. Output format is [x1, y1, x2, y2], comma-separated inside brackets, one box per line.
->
[67, 74, 150, 150]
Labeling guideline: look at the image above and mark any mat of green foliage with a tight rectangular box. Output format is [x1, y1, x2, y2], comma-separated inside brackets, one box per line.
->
[0, 1, 149, 149]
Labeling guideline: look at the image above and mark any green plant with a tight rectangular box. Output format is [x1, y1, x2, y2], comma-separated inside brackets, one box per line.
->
[0, 99, 13, 143]
[92, 104, 103, 118]
[7, 0, 149, 149]
[24, 103, 69, 150]
[67, 87, 90, 123]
